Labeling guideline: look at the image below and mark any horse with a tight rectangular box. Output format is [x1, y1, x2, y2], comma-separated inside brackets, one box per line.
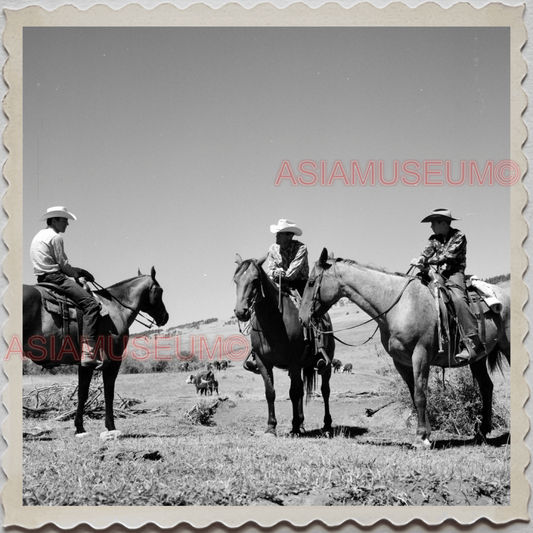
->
[23, 266, 169, 437]
[233, 254, 335, 436]
[299, 248, 510, 447]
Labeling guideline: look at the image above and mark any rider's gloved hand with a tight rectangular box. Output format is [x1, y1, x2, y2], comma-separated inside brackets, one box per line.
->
[75, 268, 95, 282]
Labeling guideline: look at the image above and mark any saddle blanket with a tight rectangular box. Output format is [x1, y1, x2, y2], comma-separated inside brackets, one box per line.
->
[468, 276, 503, 313]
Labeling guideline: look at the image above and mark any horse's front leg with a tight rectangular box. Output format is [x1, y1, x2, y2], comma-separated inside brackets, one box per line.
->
[102, 360, 121, 433]
[75, 366, 94, 435]
[289, 364, 304, 435]
[257, 358, 277, 435]
[393, 353, 431, 447]
[412, 348, 432, 444]
[470, 354, 494, 441]
[320, 365, 332, 434]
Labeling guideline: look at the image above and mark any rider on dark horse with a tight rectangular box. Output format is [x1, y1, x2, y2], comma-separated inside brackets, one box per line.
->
[243, 219, 329, 374]
[411, 208, 486, 362]
[30, 206, 101, 369]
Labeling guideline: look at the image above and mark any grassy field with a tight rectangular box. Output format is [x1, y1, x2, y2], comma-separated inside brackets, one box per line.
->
[22, 301, 511, 506]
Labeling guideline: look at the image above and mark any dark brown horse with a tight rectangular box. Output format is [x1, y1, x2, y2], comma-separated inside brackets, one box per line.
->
[23, 267, 169, 437]
[233, 255, 335, 436]
[300, 248, 510, 447]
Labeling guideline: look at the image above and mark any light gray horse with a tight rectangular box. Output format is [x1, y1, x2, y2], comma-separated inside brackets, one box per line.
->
[299, 248, 510, 447]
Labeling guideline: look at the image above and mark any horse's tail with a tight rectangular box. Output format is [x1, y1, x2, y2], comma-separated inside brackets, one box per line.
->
[486, 345, 510, 375]
[302, 364, 317, 403]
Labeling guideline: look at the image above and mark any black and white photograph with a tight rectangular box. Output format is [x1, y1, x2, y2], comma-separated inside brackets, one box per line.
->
[0, 1, 530, 530]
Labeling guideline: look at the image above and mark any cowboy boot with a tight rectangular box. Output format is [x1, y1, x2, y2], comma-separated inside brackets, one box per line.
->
[455, 336, 486, 362]
[243, 350, 260, 374]
[313, 326, 331, 374]
[81, 338, 99, 369]
[315, 348, 331, 374]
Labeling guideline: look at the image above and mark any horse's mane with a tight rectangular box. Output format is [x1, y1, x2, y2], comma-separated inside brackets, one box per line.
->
[234, 258, 257, 275]
[95, 274, 154, 298]
[234, 258, 279, 293]
[335, 258, 409, 279]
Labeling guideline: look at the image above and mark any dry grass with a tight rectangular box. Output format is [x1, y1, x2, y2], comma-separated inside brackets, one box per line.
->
[23, 422, 510, 506]
[22, 302, 511, 507]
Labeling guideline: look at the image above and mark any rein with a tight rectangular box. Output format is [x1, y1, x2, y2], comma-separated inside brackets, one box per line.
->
[236, 266, 286, 337]
[90, 280, 157, 329]
[310, 267, 416, 345]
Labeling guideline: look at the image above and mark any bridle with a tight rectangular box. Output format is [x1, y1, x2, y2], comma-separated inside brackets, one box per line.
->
[89, 279, 160, 329]
[307, 261, 415, 346]
[235, 266, 265, 335]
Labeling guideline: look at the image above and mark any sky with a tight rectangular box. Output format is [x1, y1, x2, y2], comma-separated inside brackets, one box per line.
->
[22, 26, 512, 331]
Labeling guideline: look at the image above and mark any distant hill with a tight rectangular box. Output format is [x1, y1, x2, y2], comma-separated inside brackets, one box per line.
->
[483, 274, 510, 285]
[131, 274, 511, 339]
[132, 317, 220, 339]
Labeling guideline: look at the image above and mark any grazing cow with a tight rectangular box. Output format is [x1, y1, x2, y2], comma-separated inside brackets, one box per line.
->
[220, 360, 228, 371]
[191, 370, 217, 396]
[212, 361, 221, 371]
[179, 362, 190, 372]
[332, 358, 343, 373]
[342, 363, 353, 374]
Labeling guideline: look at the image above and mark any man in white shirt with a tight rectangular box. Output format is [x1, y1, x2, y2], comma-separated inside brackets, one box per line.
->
[30, 206, 101, 369]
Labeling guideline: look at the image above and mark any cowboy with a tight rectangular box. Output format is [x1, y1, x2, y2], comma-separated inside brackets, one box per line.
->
[244, 219, 328, 373]
[411, 208, 485, 361]
[263, 219, 309, 296]
[30, 206, 102, 369]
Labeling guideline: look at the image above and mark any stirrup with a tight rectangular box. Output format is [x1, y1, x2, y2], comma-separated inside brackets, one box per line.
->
[314, 348, 331, 374]
[243, 360, 260, 374]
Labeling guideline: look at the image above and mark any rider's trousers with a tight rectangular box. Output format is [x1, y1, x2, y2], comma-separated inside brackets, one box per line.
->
[446, 271, 479, 340]
[37, 271, 101, 343]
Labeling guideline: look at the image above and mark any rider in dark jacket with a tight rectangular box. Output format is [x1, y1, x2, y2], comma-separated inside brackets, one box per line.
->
[411, 208, 485, 361]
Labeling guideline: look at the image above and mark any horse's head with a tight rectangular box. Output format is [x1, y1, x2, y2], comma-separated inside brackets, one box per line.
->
[139, 266, 169, 327]
[233, 254, 265, 322]
[300, 248, 339, 326]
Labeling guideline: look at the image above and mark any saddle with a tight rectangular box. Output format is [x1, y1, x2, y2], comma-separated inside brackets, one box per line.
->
[35, 283, 106, 342]
[420, 273, 494, 362]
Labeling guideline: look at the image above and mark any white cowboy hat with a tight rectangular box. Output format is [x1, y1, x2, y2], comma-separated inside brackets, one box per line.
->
[421, 208, 459, 223]
[270, 219, 302, 236]
[39, 206, 77, 221]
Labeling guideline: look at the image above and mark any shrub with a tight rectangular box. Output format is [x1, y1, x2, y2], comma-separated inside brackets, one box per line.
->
[390, 365, 509, 436]
[185, 400, 217, 426]
[426, 367, 509, 435]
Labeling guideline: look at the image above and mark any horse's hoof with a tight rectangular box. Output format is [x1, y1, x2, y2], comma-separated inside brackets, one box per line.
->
[75, 432, 90, 439]
[412, 437, 432, 449]
[474, 433, 487, 445]
[100, 430, 122, 440]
